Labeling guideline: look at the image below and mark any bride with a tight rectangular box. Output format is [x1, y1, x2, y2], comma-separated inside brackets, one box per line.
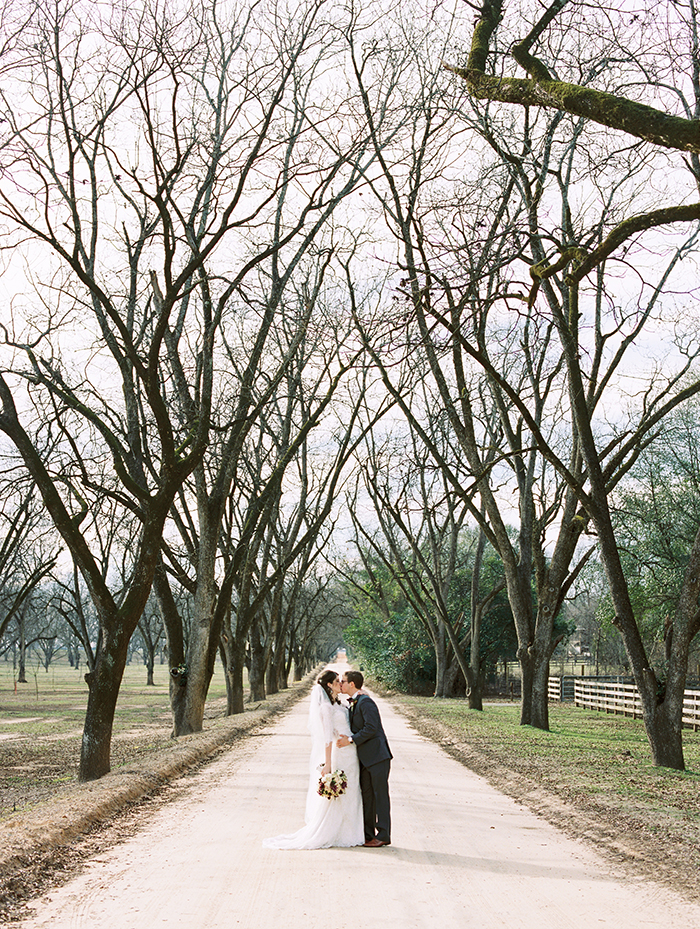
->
[263, 669, 364, 849]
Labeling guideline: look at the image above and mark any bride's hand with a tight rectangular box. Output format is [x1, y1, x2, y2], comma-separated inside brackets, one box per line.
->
[321, 763, 331, 776]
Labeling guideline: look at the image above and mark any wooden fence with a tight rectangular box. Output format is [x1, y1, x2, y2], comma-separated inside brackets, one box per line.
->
[548, 677, 700, 730]
[574, 679, 643, 718]
[682, 689, 700, 730]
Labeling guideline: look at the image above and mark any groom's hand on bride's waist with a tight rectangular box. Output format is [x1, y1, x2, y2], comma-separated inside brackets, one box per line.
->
[336, 734, 353, 747]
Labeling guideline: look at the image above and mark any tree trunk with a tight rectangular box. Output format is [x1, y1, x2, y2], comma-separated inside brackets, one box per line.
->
[464, 641, 484, 710]
[432, 621, 447, 696]
[583, 411, 685, 766]
[644, 699, 685, 769]
[626, 614, 689, 770]
[440, 613, 474, 701]
[249, 626, 266, 702]
[180, 651, 207, 734]
[180, 530, 220, 733]
[466, 672, 483, 710]
[467, 527, 486, 711]
[528, 596, 560, 731]
[530, 648, 550, 731]
[443, 658, 465, 697]
[518, 648, 534, 725]
[222, 636, 247, 715]
[467, 623, 483, 710]
[169, 671, 189, 736]
[144, 642, 156, 685]
[153, 562, 190, 735]
[269, 644, 287, 693]
[265, 644, 280, 695]
[17, 619, 27, 684]
[649, 525, 700, 769]
[79, 629, 130, 781]
[227, 662, 246, 715]
[264, 607, 284, 695]
[606, 571, 686, 769]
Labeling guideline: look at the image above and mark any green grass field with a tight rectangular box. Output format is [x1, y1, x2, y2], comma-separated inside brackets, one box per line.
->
[403, 693, 699, 767]
[0, 658, 231, 734]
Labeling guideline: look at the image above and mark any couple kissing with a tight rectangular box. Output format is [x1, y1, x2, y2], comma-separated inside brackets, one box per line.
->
[263, 668, 392, 850]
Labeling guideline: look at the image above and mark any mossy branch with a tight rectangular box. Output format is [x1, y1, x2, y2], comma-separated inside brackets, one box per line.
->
[525, 202, 700, 303]
[528, 247, 585, 308]
[446, 0, 700, 154]
[567, 203, 700, 283]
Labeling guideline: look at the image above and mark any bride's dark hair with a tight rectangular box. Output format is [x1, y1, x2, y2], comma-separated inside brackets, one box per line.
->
[317, 669, 339, 704]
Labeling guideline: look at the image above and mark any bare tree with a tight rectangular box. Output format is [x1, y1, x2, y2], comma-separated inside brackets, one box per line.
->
[0, 475, 59, 643]
[0, 0, 377, 778]
[48, 568, 100, 672]
[445, 0, 700, 768]
[137, 597, 165, 686]
[215, 325, 391, 714]
[343, 9, 599, 728]
[347, 420, 473, 696]
[130, 1, 403, 734]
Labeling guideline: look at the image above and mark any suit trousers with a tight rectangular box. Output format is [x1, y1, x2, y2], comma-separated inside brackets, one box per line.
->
[359, 758, 391, 843]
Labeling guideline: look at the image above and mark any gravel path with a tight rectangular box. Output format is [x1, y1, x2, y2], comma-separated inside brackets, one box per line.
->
[17, 667, 700, 929]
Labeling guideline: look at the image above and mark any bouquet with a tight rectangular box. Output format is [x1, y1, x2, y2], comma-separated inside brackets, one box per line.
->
[317, 769, 348, 799]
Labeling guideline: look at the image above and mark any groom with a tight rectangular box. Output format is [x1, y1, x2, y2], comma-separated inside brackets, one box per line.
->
[337, 671, 392, 847]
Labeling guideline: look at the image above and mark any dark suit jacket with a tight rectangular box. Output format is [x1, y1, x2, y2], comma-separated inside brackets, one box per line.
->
[349, 693, 392, 767]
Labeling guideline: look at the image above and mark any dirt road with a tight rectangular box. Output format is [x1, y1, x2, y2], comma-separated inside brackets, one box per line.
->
[18, 665, 700, 929]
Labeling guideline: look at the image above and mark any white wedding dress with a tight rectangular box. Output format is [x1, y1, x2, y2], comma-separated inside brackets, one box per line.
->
[263, 686, 364, 849]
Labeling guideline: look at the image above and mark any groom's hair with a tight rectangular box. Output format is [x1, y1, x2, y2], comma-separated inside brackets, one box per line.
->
[345, 670, 364, 689]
